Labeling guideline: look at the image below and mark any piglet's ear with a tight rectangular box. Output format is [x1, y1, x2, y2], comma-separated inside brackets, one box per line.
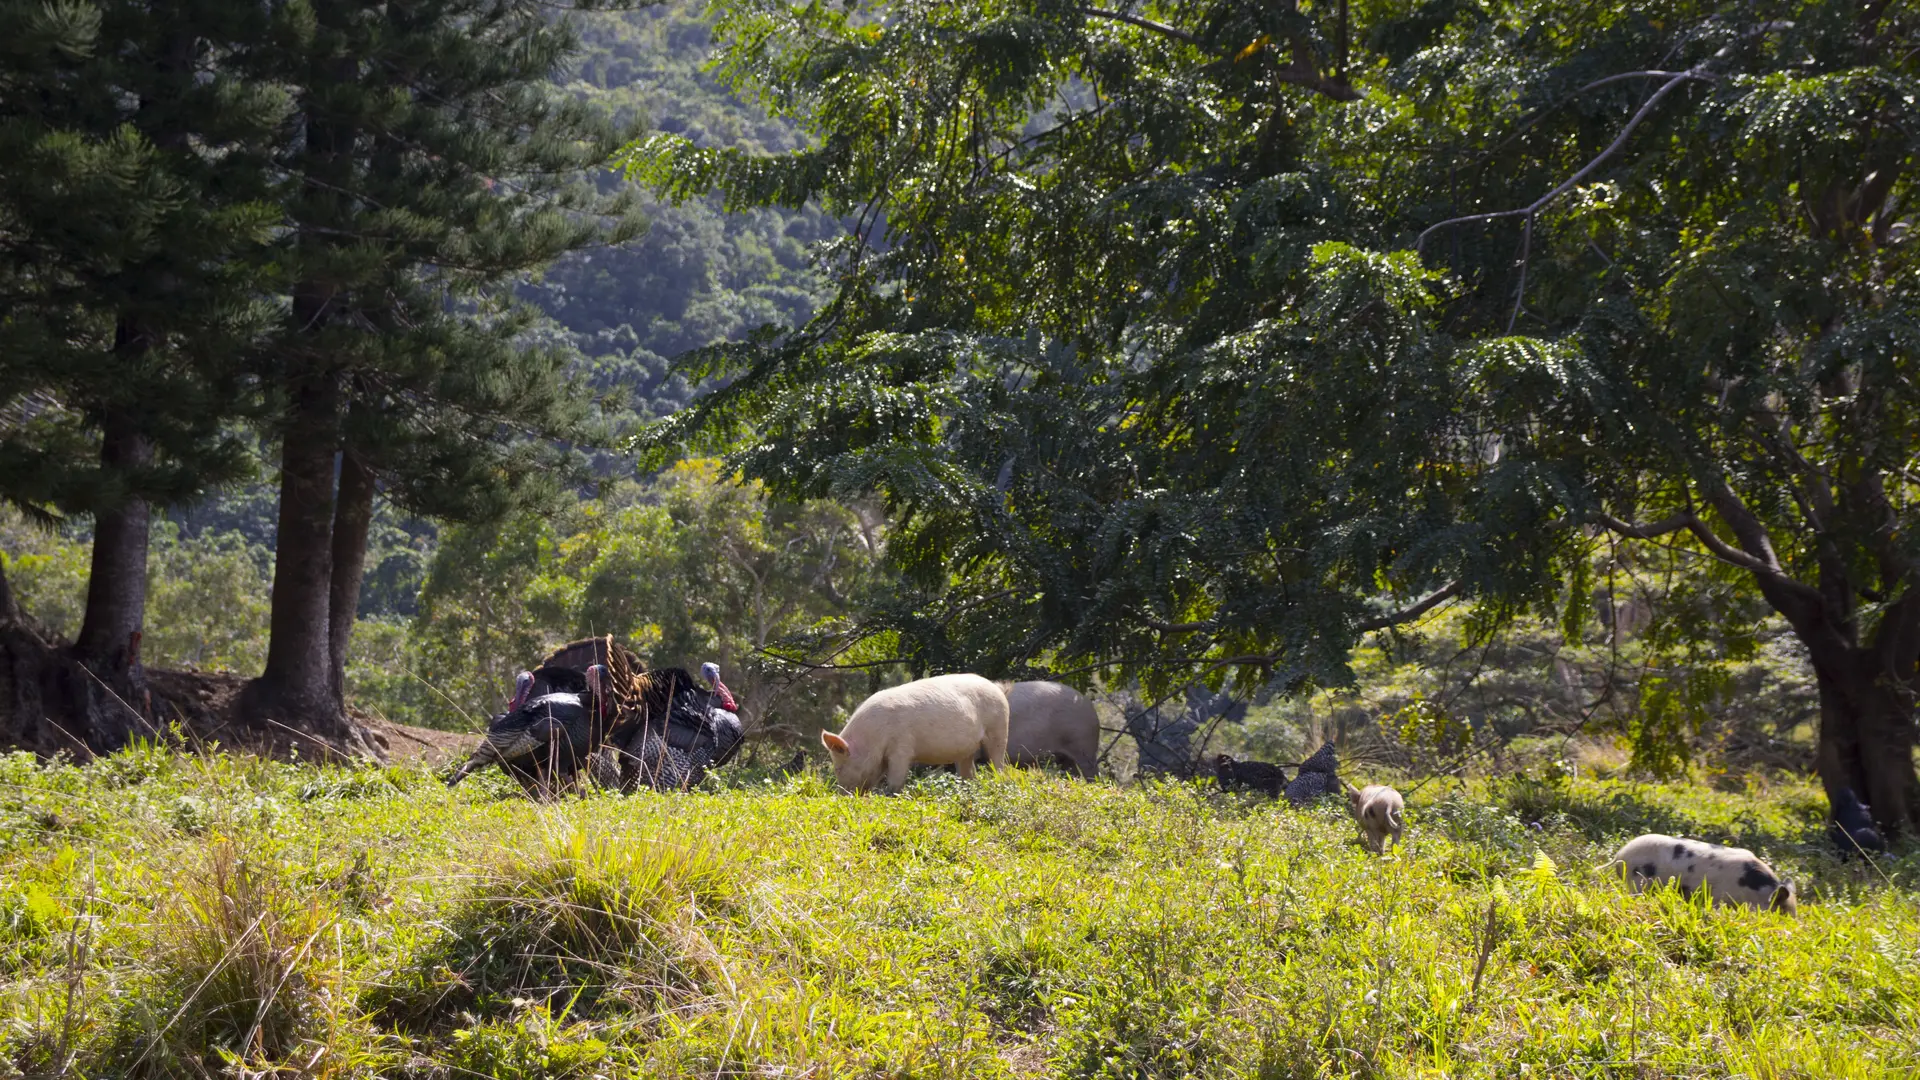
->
[821, 731, 851, 756]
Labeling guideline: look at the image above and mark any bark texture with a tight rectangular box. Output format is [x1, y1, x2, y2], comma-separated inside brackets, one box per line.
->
[246, 371, 346, 730]
[328, 439, 375, 703]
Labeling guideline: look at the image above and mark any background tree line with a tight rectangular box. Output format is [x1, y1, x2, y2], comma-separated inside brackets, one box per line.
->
[3, 0, 1907, 817]
[0, 0, 636, 753]
[0, 0, 860, 750]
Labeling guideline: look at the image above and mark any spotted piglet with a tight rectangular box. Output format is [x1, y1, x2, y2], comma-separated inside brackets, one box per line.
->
[1606, 834, 1796, 914]
[1340, 780, 1405, 853]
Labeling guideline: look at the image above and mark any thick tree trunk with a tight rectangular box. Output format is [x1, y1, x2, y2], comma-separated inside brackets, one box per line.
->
[73, 426, 151, 666]
[247, 372, 344, 729]
[69, 422, 157, 750]
[328, 440, 375, 704]
[1807, 644, 1920, 839]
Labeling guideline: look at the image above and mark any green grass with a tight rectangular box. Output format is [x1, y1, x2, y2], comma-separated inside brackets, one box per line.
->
[1, 746, 1916, 1078]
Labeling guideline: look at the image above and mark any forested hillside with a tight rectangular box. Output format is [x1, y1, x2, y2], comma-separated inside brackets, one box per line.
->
[540, 5, 834, 431]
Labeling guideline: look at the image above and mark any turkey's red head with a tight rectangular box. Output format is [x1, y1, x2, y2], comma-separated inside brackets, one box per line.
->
[701, 661, 738, 711]
[509, 670, 533, 712]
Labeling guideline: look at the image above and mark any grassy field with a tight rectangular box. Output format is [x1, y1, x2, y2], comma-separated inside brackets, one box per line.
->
[1, 747, 1916, 1079]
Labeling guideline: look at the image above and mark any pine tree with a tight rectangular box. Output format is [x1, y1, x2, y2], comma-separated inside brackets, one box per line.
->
[239, 0, 638, 738]
[0, 0, 283, 750]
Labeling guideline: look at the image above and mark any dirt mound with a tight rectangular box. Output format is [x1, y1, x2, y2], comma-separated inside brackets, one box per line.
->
[375, 721, 476, 768]
[1, 610, 392, 764]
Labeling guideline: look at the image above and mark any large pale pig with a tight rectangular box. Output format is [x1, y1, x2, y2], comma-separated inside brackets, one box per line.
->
[1001, 681, 1100, 779]
[821, 673, 1010, 793]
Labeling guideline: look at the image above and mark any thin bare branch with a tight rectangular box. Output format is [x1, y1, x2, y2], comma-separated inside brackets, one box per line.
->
[1417, 69, 1707, 252]
[1418, 22, 1793, 253]
[1357, 580, 1464, 631]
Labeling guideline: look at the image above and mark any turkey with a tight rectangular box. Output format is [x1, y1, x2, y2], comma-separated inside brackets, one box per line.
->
[1283, 741, 1343, 807]
[460, 626, 744, 795]
[1214, 753, 1287, 798]
[602, 665, 746, 792]
[445, 663, 611, 796]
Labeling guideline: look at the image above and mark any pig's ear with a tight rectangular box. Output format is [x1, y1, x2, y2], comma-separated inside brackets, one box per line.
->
[821, 731, 851, 756]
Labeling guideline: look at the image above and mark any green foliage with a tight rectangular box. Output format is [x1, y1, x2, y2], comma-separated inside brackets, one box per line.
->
[627, 0, 1920, 796]
[407, 460, 886, 731]
[142, 525, 273, 675]
[0, 750, 1916, 1078]
[1231, 540, 1820, 778]
[537, 4, 834, 436]
[0, 513, 88, 640]
[0, 0, 280, 524]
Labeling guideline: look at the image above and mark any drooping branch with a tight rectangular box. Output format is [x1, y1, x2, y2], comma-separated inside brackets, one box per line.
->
[1417, 22, 1793, 254]
[1356, 580, 1464, 631]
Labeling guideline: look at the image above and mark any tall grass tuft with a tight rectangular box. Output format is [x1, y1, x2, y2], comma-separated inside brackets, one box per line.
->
[507, 822, 738, 959]
[370, 821, 740, 1033]
[117, 840, 348, 1077]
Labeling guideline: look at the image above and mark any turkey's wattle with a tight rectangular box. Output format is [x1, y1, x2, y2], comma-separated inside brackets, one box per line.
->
[700, 661, 739, 711]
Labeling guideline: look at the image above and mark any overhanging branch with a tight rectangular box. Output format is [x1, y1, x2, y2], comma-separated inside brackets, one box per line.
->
[1356, 580, 1464, 632]
[1416, 69, 1709, 253]
[1077, 7, 1196, 44]
[1591, 509, 1780, 576]
[1416, 22, 1792, 254]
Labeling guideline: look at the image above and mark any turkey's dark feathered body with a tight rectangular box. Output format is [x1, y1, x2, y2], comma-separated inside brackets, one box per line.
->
[1284, 741, 1342, 807]
[446, 690, 602, 795]
[602, 667, 746, 792]
[1215, 754, 1287, 798]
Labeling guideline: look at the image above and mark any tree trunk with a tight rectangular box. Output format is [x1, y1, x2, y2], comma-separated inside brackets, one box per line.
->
[1808, 644, 1920, 838]
[247, 371, 343, 728]
[73, 426, 151, 667]
[328, 438, 375, 705]
[69, 422, 157, 750]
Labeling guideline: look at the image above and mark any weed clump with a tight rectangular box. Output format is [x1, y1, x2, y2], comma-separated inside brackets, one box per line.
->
[112, 840, 355, 1077]
[371, 823, 738, 1034]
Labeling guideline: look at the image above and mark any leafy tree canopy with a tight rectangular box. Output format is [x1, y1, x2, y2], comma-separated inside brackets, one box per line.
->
[630, 0, 1919, 825]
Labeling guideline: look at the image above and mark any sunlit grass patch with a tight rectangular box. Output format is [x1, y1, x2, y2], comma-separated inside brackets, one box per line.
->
[2, 751, 1916, 1078]
[368, 819, 739, 1037]
[107, 838, 374, 1078]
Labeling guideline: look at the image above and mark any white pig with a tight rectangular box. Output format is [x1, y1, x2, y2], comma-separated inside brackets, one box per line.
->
[1001, 681, 1100, 779]
[1342, 780, 1405, 853]
[821, 673, 1010, 793]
